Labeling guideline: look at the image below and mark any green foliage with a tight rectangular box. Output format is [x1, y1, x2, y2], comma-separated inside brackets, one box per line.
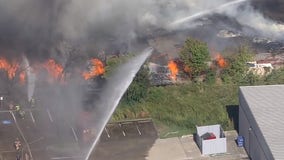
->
[205, 69, 216, 85]
[179, 38, 210, 77]
[240, 72, 261, 85]
[221, 45, 254, 84]
[113, 83, 238, 136]
[111, 44, 284, 138]
[264, 67, 284, 84]
[121, 65, 150, 105]
[104, 54, 150, 105]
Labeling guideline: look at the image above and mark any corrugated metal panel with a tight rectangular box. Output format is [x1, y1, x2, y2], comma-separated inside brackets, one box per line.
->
[240, 85, 284, 160]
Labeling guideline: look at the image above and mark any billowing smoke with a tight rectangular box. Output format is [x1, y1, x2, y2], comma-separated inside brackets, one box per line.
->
[168, 0, 284, 40]
[0, 0, 283, 58]
[0, 0, 283, 158]
[223, 3, 284, 39]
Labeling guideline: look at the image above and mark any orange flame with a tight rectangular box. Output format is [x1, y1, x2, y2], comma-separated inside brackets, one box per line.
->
[0, 57, 20, 79]
[168, 60, 178, 80]
[19, 71, 26, 84]
[82, 58, 105, 80]
[43, 59, 64, 81]
[215, 54, 227, 68]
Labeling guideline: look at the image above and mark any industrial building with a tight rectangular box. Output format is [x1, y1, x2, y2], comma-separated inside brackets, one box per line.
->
[239, 85, 284, 160]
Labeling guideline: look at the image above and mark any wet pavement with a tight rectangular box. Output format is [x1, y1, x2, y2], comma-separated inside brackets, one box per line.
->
[0, 104, 247, 160]
[0, 107, 158, 160]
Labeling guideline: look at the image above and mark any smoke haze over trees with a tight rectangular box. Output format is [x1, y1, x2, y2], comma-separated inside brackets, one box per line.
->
[0, 0, 284, 61]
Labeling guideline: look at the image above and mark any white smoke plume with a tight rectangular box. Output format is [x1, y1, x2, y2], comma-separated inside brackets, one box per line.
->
[223, 3, 284, 39]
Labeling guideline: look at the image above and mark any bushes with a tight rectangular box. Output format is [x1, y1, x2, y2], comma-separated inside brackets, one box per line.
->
[110, 41, 283, 137]
[113, 83, 238, 135]
[179, 37, 210, 77]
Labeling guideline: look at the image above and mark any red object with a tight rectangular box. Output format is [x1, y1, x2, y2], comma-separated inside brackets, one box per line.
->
[207, 133, 216, 140]
[201, 132, 216, 140]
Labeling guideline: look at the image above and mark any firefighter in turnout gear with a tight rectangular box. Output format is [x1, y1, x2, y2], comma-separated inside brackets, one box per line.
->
[14, 138, 22, 160]
[30, 98, 35, 108]
[15, 105, 20, 111]
[15, 105, 25, 119]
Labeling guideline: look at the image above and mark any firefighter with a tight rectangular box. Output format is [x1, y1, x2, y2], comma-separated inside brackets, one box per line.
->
[14, 138, 22, 160]
[19, 110, 25, 119]
[14, 138, 22, 151]
[15, 105, 20, 112]
[15, 105, 25, 119]
[30, 98, 35, 108]
[9, 102, 14, 110]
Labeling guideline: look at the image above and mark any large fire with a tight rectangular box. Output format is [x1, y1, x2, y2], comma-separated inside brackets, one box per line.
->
[0, 56, 105, 83]
[0, 57, 25, 83]
[215, 54, 227, 68]
[168, 60, 178, 80]
[82, 58, 105, 80]
[43, 59, 64, 81]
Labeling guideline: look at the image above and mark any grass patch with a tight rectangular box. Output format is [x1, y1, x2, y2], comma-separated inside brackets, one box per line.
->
[113, 83, 239, 137]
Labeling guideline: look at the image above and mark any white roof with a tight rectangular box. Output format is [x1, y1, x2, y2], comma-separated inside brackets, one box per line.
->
[240, 85, 284, 160]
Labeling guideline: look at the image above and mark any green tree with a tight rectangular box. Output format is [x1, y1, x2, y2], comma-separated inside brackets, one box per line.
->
[122, 64, 150, 105]
[221, 45, 254, 84]
[179, 38, 210, 77]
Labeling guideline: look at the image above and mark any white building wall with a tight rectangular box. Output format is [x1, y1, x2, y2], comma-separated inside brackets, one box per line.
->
[202, 138, 227, 155]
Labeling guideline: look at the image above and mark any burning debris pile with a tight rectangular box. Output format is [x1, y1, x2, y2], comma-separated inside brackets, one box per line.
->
[0, 57, 26, 83]
[0, 56, 105, 85]
[215, 53, 228, 68]
[83, 58, 105, 80]
[148, 50, 231, 86]
[149, 54, 194, 86]
[168, 60, 179, 81]
[148, 62, 173, 86]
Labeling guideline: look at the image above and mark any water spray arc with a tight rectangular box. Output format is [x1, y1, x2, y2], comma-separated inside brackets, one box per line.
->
[169, 0, 248, 29]
[84, 47, 153, 160]
[22, 56, 36, 101]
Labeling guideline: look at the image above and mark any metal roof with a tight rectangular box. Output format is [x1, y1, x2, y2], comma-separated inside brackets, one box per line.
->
[240, 85, 284, 160]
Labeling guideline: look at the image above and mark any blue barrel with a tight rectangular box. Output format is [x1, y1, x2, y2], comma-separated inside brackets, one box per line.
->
[237, 136, 244, 147]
